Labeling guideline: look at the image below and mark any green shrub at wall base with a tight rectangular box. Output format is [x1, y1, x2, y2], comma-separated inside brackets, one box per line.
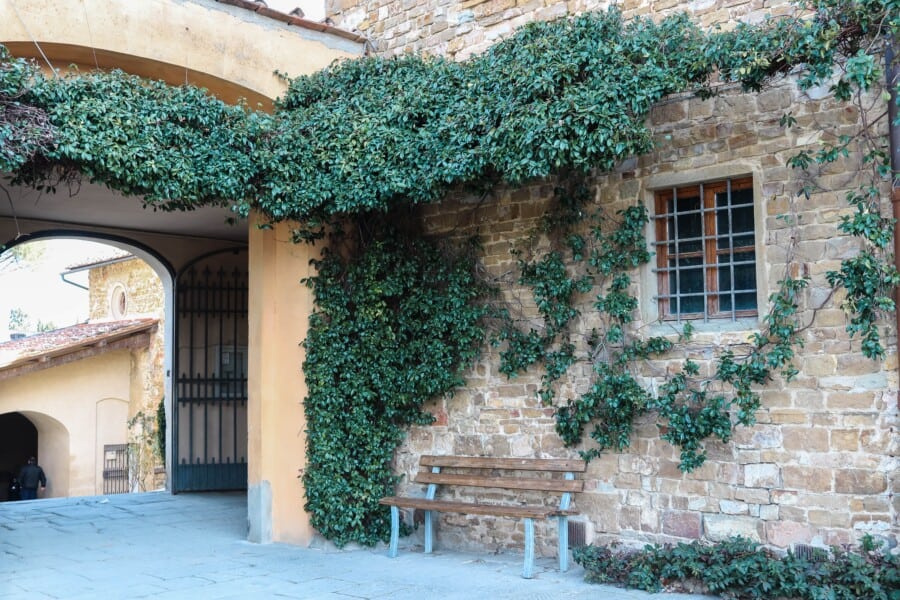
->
[574, 536, 900, 599]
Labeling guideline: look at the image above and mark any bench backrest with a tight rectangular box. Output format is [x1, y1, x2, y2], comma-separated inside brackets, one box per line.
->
[416, 455, 586, 494]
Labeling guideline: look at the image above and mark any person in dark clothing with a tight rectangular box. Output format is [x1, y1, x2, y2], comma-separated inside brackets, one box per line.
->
[18, 457, 46, 500]
[7, 475, 21, 501]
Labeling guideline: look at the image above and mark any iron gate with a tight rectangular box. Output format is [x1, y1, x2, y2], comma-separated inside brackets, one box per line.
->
[102, 444, 129, 494]
[173, 249, 248, 492]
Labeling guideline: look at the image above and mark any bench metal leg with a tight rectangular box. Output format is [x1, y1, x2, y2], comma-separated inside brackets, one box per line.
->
[558, 516, 568, 572]
[388, 506, 399, 558]
[424, 510, 434, 554]
[523, 518, 535, 579]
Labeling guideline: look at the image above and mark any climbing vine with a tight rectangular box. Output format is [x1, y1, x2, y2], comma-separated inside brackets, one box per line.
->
[5, 2, 894, 228]
[496, 179, 811, 470]
[0, 47, 54, 172]
[301, 224, 490, 546]
[0, 0, 897, 545]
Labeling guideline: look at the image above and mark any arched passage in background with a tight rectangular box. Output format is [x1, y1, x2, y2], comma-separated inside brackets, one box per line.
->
[1, 0, 364, 542]
[0, 412, 37, 500]
[12, 411, 69, 498]
[1, 232, 176, 490]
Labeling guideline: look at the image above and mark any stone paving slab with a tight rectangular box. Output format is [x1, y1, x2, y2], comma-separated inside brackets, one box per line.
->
[0, 491, 716, 600]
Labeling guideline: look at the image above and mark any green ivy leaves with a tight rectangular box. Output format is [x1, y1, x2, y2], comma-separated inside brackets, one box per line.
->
[504, 187, 809, 471]
[574, 535, 900, 598]
[15, 66, 264, 211]
[0, 47, 54, 172]
[7, 1, 895, 228]
[302, 229, 490, 546]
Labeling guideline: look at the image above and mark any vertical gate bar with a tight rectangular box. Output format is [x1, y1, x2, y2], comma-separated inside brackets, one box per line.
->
[236, 264, 248, 486]
[188, 268, 197, 475]
[228, 267, 236, 463]
[173, 280, 182, 492]
[212, 270, 219, 491]
[232, 269, 240, 462]
[203, 267, 211, 469]
[217, 268, 225, 466]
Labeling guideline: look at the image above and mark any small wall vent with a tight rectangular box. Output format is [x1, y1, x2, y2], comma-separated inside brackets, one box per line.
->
[567, 520, 587, 549]
[793, 544, 827, 561]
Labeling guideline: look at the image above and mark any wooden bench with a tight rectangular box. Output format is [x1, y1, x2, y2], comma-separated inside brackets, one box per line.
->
[379, 455, 586, 578]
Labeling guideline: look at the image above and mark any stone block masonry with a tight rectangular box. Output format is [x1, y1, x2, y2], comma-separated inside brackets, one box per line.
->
[326, 0, 799, 59]
[89, 259, 166, 415]
[323, 0, 899, 556]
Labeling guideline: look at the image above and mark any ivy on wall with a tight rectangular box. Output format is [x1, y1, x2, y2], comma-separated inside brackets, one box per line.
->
[1, 0, 897, 546]
[301, 227, 489, 546]
[5, 2, 894, 227]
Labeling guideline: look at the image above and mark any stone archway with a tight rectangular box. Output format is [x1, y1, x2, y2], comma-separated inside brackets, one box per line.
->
[0, 412, 36, 500]
[1, 0, 366, 544]
[10, 411, 69, 498]
[2, 0, 363, 106]
[1, 232, 177, 486]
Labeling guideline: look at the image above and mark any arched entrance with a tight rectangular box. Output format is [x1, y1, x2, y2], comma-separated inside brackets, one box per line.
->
[0, 412, 37, 500]
[173, 248, 249, 492]
[0, 411, 70, 498]
[1, 0, 365, 544]
[0, 233, 176, 496]
[18, 412, 69, 497]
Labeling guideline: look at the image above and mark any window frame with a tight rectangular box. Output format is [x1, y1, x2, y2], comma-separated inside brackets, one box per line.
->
[653, 176, 758, 322]
[109, 283, 129, 319]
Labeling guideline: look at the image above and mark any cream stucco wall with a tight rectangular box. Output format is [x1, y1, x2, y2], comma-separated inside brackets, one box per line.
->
[2, 0, 363, 107]
[0, 350, 136, 498]
[247, 215, 320, 544]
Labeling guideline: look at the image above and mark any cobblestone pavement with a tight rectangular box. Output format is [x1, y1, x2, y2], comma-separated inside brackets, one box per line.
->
[0, 491, 715, 599]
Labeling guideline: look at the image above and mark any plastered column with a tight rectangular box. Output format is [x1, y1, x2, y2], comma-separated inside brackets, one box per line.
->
[247, 215, 319, 544]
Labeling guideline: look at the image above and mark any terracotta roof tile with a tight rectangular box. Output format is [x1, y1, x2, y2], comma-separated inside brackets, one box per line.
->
[0, 319, 158, 369]
[65, 250, 133, 271]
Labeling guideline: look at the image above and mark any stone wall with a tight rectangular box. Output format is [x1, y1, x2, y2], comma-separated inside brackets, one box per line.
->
[324, 0, 899, 557]
[326, 0, 796, 59]
[402, 81, 899, 554]
[89, 258, 164, 324]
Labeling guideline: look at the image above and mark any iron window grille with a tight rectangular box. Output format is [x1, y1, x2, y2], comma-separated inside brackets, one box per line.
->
[653, 176, 758, 321]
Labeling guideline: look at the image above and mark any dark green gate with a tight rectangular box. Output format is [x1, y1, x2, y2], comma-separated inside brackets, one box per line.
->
[173, 249, 248, 492]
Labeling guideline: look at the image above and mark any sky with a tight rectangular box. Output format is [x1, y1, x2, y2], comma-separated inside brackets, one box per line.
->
[0, 239, 116, 340]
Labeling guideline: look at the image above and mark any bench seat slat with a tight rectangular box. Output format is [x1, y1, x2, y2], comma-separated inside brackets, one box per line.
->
[379, 496, 577, 519]
[414, 471, 583, 493]
[420, 455, 586, 472]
